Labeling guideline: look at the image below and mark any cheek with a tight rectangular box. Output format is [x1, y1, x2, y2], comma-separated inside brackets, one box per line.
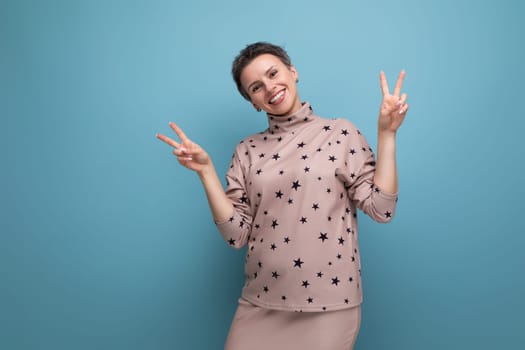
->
[250, 92, 265, 105]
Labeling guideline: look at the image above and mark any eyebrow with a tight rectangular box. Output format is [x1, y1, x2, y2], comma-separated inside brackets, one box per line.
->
[247, 65, 277, 91]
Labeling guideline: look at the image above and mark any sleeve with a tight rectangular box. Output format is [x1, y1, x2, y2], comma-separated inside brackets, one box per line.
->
[336, 123, 398, 223]
[215, 145, 253, 249]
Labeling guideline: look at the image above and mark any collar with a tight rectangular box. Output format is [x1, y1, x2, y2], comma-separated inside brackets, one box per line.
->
[266, 102, 316, 134]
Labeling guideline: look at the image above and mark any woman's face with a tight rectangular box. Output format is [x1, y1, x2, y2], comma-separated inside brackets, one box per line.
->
[240, 54, 302, 116]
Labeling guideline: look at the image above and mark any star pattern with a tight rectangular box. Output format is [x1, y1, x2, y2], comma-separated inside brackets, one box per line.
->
[239, 193, 248, 204]
[215, 102, 398, 312]
[293, 258, 304, 268]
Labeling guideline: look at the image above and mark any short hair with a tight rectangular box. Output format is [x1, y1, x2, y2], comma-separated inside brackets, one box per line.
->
[231, 42, 292, 101]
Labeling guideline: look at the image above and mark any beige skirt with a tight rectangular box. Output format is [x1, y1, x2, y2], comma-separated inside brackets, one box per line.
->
[224, 298, 361, 350]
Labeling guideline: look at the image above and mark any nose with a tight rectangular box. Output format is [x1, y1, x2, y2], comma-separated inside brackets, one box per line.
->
[262, 79, 275, 94]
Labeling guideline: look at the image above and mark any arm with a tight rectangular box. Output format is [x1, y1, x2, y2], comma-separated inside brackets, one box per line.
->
[337, 123, 398, 224]
[156, 122, 234, 223]
[373, 70, 409, 194]
[374, 130, 398, 193]
[197, 161, 235, 223]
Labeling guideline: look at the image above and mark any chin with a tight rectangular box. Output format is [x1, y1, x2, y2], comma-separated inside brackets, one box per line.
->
[268, 105, 291, 116]
[273, 101, 299, 117]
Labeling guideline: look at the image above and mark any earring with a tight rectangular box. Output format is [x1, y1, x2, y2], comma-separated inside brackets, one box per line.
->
[256, 107, 262, 112]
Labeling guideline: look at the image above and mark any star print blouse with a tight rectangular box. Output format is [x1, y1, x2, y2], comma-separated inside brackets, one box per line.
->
[216, 102, 398, 312]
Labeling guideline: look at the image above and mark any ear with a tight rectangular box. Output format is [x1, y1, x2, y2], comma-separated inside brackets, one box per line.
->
[290, 65, 299, 82]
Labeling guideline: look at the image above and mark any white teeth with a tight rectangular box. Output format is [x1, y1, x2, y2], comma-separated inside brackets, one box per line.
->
[270, 91, 284, 104]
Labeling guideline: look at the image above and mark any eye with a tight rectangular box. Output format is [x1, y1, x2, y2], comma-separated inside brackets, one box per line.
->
[269, 69, 278, 78]
[251, 84, 261, 93]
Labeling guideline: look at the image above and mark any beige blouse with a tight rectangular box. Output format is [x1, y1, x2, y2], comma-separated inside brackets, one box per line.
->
[216, 102, 398, 312]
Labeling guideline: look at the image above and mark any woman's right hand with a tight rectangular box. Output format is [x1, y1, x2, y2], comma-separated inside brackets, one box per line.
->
[157, 122, 234, 222]
[156, 122, 211, 173]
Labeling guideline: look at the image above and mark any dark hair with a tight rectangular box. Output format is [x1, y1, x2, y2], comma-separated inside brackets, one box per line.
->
[231, 42, 292, 101]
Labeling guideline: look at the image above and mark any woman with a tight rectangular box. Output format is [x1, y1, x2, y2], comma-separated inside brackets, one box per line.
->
[156, 42, 409, 349]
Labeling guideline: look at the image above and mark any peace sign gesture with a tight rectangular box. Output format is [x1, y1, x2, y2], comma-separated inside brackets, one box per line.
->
[378, 70, 409, 133]
[156, 122, 211, 173]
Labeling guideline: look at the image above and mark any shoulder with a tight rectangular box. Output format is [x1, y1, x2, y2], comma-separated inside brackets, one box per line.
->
[332, 117, 360, 132]
[314, 115, 363, 136]
[320, 116, 374, 152]
[235, 130, 267, 151]
[230, 129, 269, 161]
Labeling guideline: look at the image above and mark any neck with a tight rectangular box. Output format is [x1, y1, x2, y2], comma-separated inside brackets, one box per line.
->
[266, 102, 316, 134]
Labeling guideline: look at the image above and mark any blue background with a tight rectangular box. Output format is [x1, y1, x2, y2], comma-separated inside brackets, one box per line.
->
[2, 0, 524, 348]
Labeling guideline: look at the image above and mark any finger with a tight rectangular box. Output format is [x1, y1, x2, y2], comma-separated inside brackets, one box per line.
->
[172, 148, 186, 157]
[379, 71, 390, 96]
[177, 156, 193, 162]
[173, 145, 197, 158]
[156, 133, 181, 149]
[399, 103, 409, 115]
[393, 70, 406, 97]
[176, 153, 193, 164]
[169, 122, 190, 143]
[398, 93, 408, 106]
[174, 148, 191, 157]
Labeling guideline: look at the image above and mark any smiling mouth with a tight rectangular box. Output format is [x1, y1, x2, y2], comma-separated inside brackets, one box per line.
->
[269, 90, 285, 105]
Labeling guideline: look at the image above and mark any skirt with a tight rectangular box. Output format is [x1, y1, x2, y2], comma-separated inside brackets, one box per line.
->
[224, 298, 361, 350]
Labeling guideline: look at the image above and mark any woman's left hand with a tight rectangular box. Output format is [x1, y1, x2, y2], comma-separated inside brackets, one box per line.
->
[378, 70, 409, 133]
